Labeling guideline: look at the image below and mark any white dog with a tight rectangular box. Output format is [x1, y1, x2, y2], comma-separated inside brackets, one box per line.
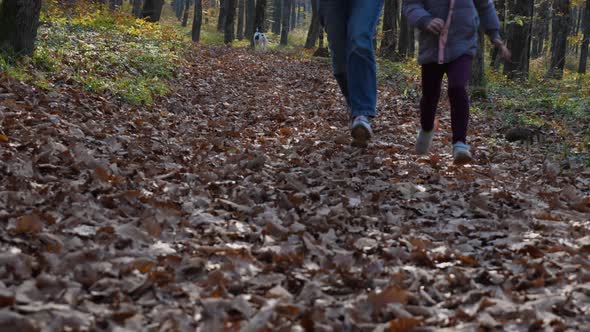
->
[253, 28, 267, 51]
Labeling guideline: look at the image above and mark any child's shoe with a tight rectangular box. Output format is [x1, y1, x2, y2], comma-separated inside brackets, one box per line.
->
[452, 142, 473, 165]
[415, 129, 435, 155]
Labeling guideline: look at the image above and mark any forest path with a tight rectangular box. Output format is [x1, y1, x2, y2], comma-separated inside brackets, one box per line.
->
[1, 46, 589, 330]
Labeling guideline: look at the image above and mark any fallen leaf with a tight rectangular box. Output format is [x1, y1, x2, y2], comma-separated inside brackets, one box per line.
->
[534, 211, 561, 221]
[388, 317, 421, 332]
[278, 127, 293, 137]
[0, 310, 36, 332]
[11, 215, 43, 235]
[369, 285, 409, 313]
[0, 288, 15, 307]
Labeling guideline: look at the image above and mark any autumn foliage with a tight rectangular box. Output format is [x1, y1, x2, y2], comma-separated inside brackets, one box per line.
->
[0, 3, 589, 331]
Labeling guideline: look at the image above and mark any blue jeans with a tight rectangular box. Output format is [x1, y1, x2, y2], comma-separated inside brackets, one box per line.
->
[319, 0, 383, 118]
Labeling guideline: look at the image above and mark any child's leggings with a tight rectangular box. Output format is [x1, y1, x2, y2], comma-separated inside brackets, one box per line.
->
[420, 54, 472, 144]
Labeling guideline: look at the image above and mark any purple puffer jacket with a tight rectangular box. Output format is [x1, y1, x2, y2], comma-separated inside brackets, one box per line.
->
[403, 0, 501, 65]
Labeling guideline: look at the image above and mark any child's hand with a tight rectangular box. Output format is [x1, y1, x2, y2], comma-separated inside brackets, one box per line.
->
[426, 18, 445, 35]
[493, 39, 511, 60]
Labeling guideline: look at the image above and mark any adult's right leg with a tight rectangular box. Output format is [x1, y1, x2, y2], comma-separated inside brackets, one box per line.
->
[318, 0, 350, 106]
[419, 62, 445, 132]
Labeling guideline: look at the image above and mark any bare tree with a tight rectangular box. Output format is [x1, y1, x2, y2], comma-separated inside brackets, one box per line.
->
[237, 0, 245, 40]
[470, 30, 487, 98]
[398, 14, 412, 58]
[182, 0, 191, 27]
[491, 0, 506, 69]
[218, 0, 226, 32]
[381, 0, 399, 60]
[224, 0, 237, 44]
[504, 0, 534, 79]
[272, 0, 282, 34]
[280, 0, 292, 45]
[579, 0, 590, 73]
[192, 0, 203, 42]
[142, 0, 165, 22]
[304, 0, 320, 49]
[245, 0, 256, 40]
[548, 0, 570, 79]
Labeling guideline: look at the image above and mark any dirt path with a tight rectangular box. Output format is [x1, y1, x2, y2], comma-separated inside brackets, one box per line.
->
[1, 46, 589, 331]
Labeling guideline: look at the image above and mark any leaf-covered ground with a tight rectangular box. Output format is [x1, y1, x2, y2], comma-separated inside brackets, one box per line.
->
[1, 45, 589, 331]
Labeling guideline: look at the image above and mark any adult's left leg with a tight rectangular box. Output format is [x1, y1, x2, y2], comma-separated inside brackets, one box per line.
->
[346, 0, 383, 118]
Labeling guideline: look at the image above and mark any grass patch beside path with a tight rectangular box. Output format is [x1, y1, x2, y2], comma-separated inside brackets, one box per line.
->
[1, 1, 186, 105]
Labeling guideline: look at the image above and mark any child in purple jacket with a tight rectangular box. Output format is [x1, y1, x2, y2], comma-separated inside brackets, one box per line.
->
[403, 0, 510, 164]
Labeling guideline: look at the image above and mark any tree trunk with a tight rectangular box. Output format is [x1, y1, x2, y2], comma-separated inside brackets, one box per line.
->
[548, 0, 570, 79]
[251, 0, 267, 48]
[572, 7, 581, 39]
[503, 0, 533, 80]
[192, 0, 203, 42]
[218, 0, 226, 32]
[280, 0, 292, 45]
[224, 0, 237, 44]
[272, 0, 282, 34]
[398, 14, 411, 58]
[373, 11, 381, 52]
[256, 0, 268, 31]
[245, 0, 256, 39]
[237, 0, 245, 40]
[577, 8, 584, 54]
[182, 0, 191, 27]
[265, 1, 273, 31]
[290, 0, 296, 30]
[470, 30, 487, 99]
[579, 0, 590, 73]
[380, 0, 399, 60]
[295, 2, 301, 27]
[540, 1, 551, 57]
[531, 6, 542, 58]
[0, 0, 42, 56]
[491, 0, 505, 69]
[132, 0, 143, 17]
[300, 0, 306, 25]
[142, 0, 164, 22]
[531, 1, 550, 59]
[300, 2, 305, 26]
[175, 0, 184, 20]
[408, 25, 415, 57]
[304, 0, 320, 49]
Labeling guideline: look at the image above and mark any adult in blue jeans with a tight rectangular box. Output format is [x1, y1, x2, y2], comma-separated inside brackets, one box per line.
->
[319, 0, 383, 147]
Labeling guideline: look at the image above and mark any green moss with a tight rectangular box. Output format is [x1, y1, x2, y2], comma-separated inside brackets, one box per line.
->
[114, 76, 169, 104]
[79, 74, 109, 92]
[32, 46, 59, 72]
[0, 54, 31, 81]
